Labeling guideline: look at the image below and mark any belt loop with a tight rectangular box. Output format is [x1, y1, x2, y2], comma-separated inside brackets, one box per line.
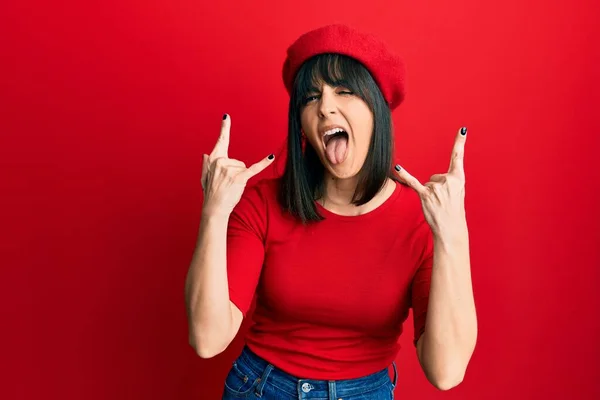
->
[254, 363, 274, 397]
[328, 380, 336, 400]
[391, 361, 398, 389]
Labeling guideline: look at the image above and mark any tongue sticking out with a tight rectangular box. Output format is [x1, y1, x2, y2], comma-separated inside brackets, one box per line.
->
[325, 135, 349, 165]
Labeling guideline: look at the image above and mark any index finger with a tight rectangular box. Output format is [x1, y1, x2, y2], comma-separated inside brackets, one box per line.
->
[448, 126, 467, 176]
[210, 114, 231, 158]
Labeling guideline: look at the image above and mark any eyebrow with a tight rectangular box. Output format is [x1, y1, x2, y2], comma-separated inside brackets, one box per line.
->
[306, 81, 350, 93]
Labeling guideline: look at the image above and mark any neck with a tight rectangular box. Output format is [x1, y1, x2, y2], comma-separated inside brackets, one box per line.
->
[317, 175, 394, 215]
[319, 174, 360, 207]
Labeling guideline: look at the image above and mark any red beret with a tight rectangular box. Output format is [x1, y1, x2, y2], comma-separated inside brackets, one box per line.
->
[282, 24, 407, 110]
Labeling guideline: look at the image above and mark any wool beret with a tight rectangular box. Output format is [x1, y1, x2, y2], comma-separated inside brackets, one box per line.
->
[282, 24, 407, 110]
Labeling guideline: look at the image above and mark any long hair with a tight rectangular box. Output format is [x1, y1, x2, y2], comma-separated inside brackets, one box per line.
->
[279, 53, 400, 224]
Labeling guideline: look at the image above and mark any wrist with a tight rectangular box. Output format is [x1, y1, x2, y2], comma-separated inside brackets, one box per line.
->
[201, 201, 232, 222]
[433, 225, 469, 247]
[197, 211, 230, 246]
[201, 210, 231, 223]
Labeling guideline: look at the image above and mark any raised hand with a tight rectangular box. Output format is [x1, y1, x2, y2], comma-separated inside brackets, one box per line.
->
[201, 114, 274, 218]
[394, 127, 469, 239]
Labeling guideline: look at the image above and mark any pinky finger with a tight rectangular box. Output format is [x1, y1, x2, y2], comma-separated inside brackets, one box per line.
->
[242, 153, 276, 180]
[394, 164, 427, 196]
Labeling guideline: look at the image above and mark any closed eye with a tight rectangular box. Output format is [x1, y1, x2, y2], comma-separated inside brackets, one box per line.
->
[302, 90, 354, 104]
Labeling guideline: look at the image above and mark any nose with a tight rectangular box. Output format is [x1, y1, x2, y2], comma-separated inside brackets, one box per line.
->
[318, 90, 337, 118]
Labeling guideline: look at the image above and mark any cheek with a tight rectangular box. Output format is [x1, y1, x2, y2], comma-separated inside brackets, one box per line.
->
[352, 119, 374, 145]
[348, 104, 374, 140]
[300, 110, 320, 141]
[300, 110, 315, 133]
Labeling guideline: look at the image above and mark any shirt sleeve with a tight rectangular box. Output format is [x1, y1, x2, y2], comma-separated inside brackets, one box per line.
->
[226, 181, 268, 317]
[411, 220, 434, 347]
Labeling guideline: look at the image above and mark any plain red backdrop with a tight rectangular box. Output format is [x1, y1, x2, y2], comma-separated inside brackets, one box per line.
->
[1, 0, 599, 399]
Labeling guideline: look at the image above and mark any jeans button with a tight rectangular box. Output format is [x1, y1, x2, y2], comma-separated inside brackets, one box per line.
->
[301, 382, 312, 393]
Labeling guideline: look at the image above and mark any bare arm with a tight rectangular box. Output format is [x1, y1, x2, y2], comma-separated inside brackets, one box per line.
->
[184, 213, 243, 358]
[396, 127, 477, 390]
[184, 114, 273, 358]
[416, 232, 477, 390]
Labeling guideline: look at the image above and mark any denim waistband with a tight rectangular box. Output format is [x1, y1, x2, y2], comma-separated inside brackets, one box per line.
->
[238, 345, 398, 398]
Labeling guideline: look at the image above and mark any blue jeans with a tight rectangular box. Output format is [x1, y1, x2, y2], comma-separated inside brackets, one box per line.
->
[222, 345, 398, 399]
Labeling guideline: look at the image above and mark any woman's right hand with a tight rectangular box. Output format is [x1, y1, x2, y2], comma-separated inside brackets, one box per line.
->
[201, 114, 274, 218]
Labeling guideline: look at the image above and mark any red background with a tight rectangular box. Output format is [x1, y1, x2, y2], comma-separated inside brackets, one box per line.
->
[2, 0, 599, 399]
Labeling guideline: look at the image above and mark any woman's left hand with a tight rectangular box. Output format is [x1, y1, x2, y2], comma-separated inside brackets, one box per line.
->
[395, 127, 469, 239]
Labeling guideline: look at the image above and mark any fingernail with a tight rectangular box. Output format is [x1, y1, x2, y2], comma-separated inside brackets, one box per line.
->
[460, 127, 467, 136]
[223, 114, 227, 120]
[395, 164, 401, 172]
[268, 154, 275, 160]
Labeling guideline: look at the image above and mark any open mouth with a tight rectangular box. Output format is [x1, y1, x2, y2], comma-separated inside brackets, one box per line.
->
[323, 128, 349, 147]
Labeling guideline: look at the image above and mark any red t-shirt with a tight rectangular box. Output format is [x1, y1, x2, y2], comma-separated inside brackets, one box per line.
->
[226, 177, 433, 380]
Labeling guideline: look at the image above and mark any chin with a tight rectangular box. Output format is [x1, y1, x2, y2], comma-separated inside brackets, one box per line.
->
[323, 160, 361, 180]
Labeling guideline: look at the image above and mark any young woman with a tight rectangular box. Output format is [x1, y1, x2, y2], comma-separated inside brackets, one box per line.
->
[185, 24, 477, 399]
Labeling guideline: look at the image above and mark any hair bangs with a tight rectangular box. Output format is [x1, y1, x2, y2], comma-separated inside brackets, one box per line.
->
[293, 54, 375, 109]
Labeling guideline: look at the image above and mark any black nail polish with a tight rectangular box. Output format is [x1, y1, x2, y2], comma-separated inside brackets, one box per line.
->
[223, 114, 227, 120]
[460, 127, 467, 136]
[268, 154, 274, 160]
[395, 165, 401, 172]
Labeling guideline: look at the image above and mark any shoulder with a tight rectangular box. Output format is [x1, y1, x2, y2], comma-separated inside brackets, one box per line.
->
[389, 178, 425, 220]
[228, 178, 281, 237]
[233, 177, 282, 218]
[250, 176, 281, 193]
[387, 179, 432, 242]
[243, 177, 281, 204]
